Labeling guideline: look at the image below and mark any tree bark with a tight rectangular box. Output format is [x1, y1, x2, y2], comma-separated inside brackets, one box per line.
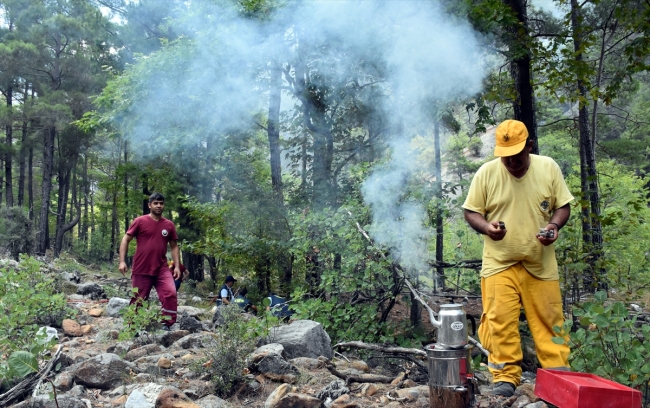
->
[124, 139, 129, 232]
[268, 61, 283, 201]
[505, 0, 538, 154]
[433, 118, 445, 291]
[5, 85, 13, 207]
[37, 126, 56, 255]
[53, 162, 71, 257]
[28, 147, 33, 219]
[571, 0, 605, 292]
[17, 106, 27, 207]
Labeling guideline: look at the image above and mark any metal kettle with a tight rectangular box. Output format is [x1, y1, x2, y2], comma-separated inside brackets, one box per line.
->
[430, 304, 468, 349]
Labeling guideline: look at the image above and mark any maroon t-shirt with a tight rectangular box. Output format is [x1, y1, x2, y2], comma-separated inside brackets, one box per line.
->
[127, 215, 178, 276]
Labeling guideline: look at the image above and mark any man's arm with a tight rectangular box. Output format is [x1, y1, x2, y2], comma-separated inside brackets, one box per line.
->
[463, 209, 507, 241]
[538, 203, 571, 246]
[119, 234, 134, 275]
[169, 240, 181, 280]
[221, 288, 230, 305]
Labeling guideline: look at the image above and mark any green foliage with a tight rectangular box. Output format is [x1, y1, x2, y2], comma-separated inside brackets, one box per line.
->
[201, 305, 264, 397]
[118, 288, 170, 341]
[552, 291, 650, 390]
[0, 256, 71, 382]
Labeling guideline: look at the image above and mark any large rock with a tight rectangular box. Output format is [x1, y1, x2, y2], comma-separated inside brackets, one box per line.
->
[177, 305, 211, 319]
[12, 395, 87, 408]
[106, 297, 130, 317]
[71, 353, 138, 389]
[124, 343, 164, 361]
[77, 282, 104, 299]
[196, 395, 230, 408]
[261, 320, 332, 359]
[179, 314, 203, 333]
[126, 389, 155, 408]
[273, 393, 324, 408]
[265, 384, 293, 408]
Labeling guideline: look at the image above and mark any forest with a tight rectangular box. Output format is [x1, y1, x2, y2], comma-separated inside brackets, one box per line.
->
[1, 0, 650, 388]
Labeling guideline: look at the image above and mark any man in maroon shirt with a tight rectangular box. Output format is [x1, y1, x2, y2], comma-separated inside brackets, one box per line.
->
[119, 192, 181, 329]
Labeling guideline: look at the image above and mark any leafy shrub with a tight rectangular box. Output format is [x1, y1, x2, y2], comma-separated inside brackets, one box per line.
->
[553, 291, 650, 395]
[0, 256, 72, 382]
[201, 305, 265, 397]
[118, 288, 170, 341]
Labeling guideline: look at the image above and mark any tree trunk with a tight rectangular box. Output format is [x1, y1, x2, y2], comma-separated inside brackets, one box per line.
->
[37, 126, 56, 255]
[53, 163, 71, 257]
[28, 147, 33, 219]
[182, 251, 204, 282]
[17, 111, 27, 207]
[109, 187, 117, 261]
[5, 85, 13, 207]
[505, 0, 538, 154]
[124, 139, 129, 232]
[433, 118, 445, 291]
[571, 0, 605, 292]
[268, 61, 283, 201]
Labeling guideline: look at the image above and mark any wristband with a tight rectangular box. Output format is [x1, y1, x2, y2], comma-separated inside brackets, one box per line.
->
[549, 222, 561, 230]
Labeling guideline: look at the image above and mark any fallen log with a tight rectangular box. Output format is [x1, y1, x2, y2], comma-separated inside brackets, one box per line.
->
[334, 341, 427, 357]
[320, 357, 396, 384]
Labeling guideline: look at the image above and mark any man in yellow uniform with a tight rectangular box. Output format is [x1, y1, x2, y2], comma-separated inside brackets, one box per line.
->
[462, 119, 572, 397]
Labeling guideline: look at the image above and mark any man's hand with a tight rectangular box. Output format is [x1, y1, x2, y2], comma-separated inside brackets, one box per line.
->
[536, 224, 559, 246]
[485, 221, 507, 241]
[119, 261, 128, 276]
[173, 266, 181, 280]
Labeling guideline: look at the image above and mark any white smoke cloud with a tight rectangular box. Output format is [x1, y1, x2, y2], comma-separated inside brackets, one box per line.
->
[118, 0, 486, 271]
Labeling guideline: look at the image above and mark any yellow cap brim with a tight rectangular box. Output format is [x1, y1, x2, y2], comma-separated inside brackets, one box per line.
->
[494, 140, 526, 157]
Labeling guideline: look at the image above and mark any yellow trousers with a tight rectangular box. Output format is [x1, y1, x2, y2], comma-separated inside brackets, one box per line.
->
[479, 263, 570, 385]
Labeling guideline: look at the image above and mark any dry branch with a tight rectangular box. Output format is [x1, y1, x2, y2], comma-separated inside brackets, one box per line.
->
[320, 357, 396, 384]
[345, 210, 490, 357]
[335, 341, 426, 357]
[0, 345, 63, 407]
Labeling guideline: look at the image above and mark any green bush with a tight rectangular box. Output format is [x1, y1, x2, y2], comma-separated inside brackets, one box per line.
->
[201, 305, 266, 397]
[0, 256, 73, 382]
[553, 291, 650, 392]
[119, 288, 170, 341]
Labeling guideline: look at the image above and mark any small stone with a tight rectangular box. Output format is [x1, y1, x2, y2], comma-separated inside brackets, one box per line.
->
[181, 354, 194, 360]
[84, 339, 95, 344]
[351, 360, 368, 372]
[158, 358, 172, 369]
[333, 394, 350, 403]
[62, 319, 83, 337]
[81, 325, 92, 335]
[89, 308, 103, 317]
[402, 379, 416, 388]
[390, 372, 405, 385]
[361, 383, 377, 397]
[53, 372, 74, 392]
[379, 396, 389, 405]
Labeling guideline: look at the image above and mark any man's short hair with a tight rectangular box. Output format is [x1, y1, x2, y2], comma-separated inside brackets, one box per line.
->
[149, 192, 165, 203]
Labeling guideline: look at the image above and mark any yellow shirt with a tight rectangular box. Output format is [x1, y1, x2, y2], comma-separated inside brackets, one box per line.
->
[462, 155, 573, 280]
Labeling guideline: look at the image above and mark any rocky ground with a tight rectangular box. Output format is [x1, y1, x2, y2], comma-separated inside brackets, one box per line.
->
[2, 263, 557, 408]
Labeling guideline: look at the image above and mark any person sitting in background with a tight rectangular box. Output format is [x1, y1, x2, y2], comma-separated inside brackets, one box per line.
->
[266, 292, 294, 321]
[169, 260, 190, 292]
[233, 287, 258, 314]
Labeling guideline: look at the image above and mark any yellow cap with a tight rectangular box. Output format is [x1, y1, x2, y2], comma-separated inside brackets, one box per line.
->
[494, 120, 528, 157]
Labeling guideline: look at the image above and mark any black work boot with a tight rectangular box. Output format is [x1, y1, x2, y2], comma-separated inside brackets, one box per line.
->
[490, 381, 516, 397]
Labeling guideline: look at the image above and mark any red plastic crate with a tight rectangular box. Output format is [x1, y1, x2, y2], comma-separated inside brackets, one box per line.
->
[534, 369, 642, 408]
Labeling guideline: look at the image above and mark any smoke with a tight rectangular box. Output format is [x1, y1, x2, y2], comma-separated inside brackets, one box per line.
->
[116, 0, 486, 270]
